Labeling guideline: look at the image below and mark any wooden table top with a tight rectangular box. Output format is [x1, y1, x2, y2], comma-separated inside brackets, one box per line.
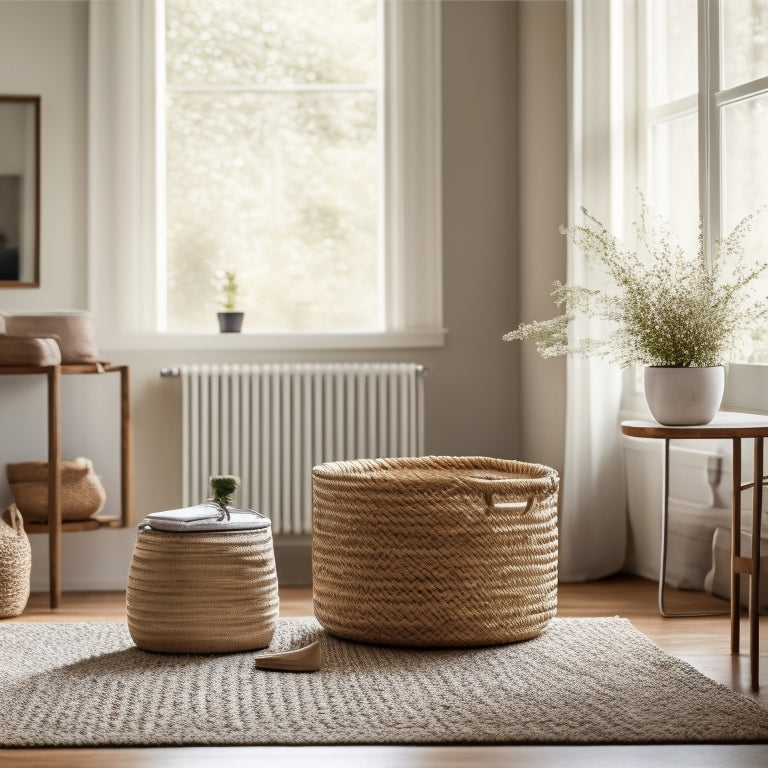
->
[621, 411, 768, 439]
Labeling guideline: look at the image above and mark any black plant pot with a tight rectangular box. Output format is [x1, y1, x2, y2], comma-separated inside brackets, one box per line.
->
[217, 311, 244, 333]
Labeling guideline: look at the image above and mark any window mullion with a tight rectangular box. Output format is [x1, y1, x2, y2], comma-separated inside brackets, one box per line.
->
[699, 0, 721, 265]
[715, 74, 768, 107]
[154, 0, 166, 332]
[382, 0, 404, 330]
[383, 0, 442, 333]
[646, 95, 698, 125]
[636, 0, 647, 194]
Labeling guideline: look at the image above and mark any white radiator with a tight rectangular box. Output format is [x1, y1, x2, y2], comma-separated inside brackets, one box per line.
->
[178, 363, 425, 534]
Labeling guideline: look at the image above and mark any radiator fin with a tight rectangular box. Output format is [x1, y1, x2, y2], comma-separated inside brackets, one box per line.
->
[180, 363, 425, 534]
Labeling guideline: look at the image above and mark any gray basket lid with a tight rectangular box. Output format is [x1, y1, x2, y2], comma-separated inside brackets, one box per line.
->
[139, 503, 271, 533]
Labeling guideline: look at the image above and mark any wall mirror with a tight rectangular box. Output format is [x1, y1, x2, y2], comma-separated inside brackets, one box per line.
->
[0, 96, 40, 287]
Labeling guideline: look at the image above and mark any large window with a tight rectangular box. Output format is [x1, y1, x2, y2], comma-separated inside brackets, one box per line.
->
[163, 0, 381, 333]
[88, 0, 442, 349]
[644, 0, 699, 247]
[643, 0, 768, 361]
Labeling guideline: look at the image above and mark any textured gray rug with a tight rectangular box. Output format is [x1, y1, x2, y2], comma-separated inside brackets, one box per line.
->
[1, 616, 767, 746]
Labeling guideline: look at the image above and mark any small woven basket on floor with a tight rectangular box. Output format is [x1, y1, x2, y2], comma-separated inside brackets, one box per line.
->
[312, 455, 560, 647]
[126, 526, 279, 653]
[0, 504, 32, 618]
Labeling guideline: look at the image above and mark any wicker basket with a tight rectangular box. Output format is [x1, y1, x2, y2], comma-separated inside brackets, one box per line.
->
[126, 525, 279, 653]
[1, 311, 99, 364]
[0, 335, 61, 366]
[7, 458, 106, 522]
[0, 504, 32, 618]
[312, 456, 560, 647]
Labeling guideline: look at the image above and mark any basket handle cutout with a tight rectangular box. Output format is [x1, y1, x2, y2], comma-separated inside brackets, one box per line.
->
[490, 497, 537, 516]
[7, 503, 25, 533]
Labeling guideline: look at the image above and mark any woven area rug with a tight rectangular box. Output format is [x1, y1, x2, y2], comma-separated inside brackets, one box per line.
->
[2, 616, 767, 747]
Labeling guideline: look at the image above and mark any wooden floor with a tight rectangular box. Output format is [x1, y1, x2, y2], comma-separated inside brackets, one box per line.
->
[2, 575, 767, 767]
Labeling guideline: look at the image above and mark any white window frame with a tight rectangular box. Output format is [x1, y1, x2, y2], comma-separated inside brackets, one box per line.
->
[641, 0, 768, 259]
[636, 0, 768, 413]
[87, 0, 444, 351]
[697, 0, 768, 261]
[639, 1, 698, 233]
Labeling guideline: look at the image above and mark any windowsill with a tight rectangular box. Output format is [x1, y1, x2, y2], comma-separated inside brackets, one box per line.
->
[721, 363, 768, 415]
[98, 328, 449, 354]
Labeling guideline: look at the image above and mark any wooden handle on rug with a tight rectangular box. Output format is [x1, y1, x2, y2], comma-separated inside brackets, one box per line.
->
[255, 640, 322, 672]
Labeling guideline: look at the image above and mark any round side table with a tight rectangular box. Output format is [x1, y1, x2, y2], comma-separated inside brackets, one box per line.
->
[622, 411, 768, 691]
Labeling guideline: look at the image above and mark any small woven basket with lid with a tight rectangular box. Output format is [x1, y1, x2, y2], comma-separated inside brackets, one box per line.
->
[312, 455, 559, 648]
[126, 507, 278, 654]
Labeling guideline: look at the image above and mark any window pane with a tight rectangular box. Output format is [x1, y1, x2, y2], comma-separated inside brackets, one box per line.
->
[722, 94, 768, 360]
[648, 0, 697, 106]
[721, 0, 768, 89]
[166, 0, 378, 86]
[165, 91, 379, 333]
[648, 113, 699, 248]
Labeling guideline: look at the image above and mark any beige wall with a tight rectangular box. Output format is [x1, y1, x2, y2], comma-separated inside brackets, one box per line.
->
[439, 0, 521, 460]
[0, 1, 568, 588]
[517, 0, 568, 476]
[0, 0, 88, 310]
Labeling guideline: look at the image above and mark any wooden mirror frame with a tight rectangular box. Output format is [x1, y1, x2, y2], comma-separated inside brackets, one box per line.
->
[0, 95, 40, 288]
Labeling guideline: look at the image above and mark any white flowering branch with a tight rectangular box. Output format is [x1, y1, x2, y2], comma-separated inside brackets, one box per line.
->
[504, 196, 768, 368]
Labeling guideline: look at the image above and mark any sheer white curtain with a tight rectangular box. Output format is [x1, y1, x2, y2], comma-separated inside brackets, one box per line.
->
[558, 0, 638, 581]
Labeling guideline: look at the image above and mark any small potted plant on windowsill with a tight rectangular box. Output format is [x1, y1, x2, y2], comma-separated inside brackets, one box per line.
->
[214, 269, 244, 333]
[503, 196, 768, 425]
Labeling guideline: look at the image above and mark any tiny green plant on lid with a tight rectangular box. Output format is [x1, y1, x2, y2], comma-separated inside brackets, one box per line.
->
[209, 475, 239, 520]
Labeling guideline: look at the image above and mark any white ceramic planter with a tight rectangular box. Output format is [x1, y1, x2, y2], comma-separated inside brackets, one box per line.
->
[643, 366, 725, 426]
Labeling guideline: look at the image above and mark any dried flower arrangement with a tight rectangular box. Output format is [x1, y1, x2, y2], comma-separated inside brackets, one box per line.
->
[503, 197, 768, 368]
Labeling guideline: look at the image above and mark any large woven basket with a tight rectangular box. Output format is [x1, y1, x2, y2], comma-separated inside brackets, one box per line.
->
[312, 456, 559, 647]
[126, 526, 279, 653]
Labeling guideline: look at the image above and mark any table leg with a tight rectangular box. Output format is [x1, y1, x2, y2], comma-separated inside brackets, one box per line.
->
[47, 365, 61, 610]
[119, 365, 132, 528]
[659, 439, 672, 616]
[750, 437, 762, 690]
[732, 437, 741, 654]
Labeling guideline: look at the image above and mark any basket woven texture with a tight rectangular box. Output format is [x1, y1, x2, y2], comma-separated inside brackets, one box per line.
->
[312, 456, 560, 648]
[7, 458, 106, 522]
[0, 335, 61, 366]
[1, 312, 99, 364]
[0, 504, 31, 618]
[126, 527, 279, 653]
